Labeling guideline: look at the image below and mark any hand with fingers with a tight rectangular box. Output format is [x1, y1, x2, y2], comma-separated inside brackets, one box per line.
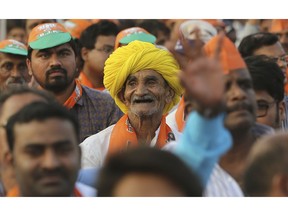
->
[170, 30, 226, 118]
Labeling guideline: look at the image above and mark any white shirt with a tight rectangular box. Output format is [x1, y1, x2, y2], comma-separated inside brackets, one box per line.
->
[80, 123, 182, 168]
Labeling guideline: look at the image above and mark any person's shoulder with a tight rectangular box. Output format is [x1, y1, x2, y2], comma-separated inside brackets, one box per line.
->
[80, 124, 115, 146]
[251, 123, 275, 138]
[82, 85, 113, 100]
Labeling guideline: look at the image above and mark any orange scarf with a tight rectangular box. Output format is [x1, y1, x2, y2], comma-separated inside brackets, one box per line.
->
[175, 97, 185, 132]
[6, 185, 82, 197]
[64, 79, 83, 109]
[78, 72, 105, 91]
[108, 114, 175, 156]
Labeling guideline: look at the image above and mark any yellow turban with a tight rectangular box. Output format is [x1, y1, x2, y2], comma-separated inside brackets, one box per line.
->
[104, 40, 183, 114]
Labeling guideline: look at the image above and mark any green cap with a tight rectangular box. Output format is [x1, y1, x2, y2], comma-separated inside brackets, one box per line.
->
[28, 23, 72, 50]
[0, 39, 27, 56]
[119, 31, 156, 45]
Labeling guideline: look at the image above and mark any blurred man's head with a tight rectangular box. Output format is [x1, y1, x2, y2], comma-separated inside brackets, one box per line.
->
[97, 147, 203, 196]
[5, 102, 81, 196]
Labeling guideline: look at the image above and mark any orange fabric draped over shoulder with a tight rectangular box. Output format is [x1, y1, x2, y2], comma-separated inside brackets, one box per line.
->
[108, 114, 175, 157]
[203, 35, 247, 74]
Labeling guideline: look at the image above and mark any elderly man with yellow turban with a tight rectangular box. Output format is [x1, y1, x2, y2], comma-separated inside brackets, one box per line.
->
[80, 40, 183, 168]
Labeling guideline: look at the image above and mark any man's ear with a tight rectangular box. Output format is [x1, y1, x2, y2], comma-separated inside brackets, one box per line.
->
[81, 47, 89, 61]
[117, 88, 126, 103]
[26, 58, 32, 76]
[3, 151, 13, 167]
[279, 100, 286, 123]
[270, 173, 288, 197]
[165, 86, 175, 104]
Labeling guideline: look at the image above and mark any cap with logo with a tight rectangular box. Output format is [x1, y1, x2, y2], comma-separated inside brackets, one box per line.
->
[0, 39, 27, 56]
[28, 23, 72, 50]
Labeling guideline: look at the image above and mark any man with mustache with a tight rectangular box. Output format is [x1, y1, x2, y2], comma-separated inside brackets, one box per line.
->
[26, 23, 123, 142]
[0, 39, 31, 92]
[5, 102, 83, 196]
[80, 41, 183, 168]
[204, 35, 274, 187]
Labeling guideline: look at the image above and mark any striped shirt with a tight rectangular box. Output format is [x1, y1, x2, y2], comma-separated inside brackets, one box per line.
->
[204, 164, 244, 197]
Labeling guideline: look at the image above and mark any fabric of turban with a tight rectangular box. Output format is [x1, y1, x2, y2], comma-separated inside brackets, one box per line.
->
[203, 35, 247, 74]
[104, 40, 183, 114]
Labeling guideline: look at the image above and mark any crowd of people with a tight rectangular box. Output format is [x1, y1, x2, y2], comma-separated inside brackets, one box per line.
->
[0, 18, 288, 197]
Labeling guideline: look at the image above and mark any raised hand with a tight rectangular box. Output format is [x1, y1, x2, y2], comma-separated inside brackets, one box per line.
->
[170, 30, 226, 117]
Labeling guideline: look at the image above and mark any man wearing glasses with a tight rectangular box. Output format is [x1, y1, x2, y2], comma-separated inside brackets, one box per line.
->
[238, 32, 288, 130]
[245, 55, 285, 129]
[79, 20, 119, 91]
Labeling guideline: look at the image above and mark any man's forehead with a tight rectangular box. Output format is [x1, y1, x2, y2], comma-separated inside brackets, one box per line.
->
[0, 94, 47, 121]
[225, 68, 251, 80]
[127, 70, 164, 79]
[0, 52, 26, 62]
[254, 42, 285, 56]
[34, 43, 72, 53]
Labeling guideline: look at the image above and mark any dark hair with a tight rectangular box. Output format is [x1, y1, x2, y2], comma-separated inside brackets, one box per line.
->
[238, 32, 279, 58]
[96, 147, 203, 197]
[244, 55, 284, 102]
[6, 19, 26, 33]
[79, 20, 119, 50]
[0, 86, 56, 114]
[5, 101, 80, 151]
[27, 39, 77, 61]
[243, 132, 288, 196]
[138, 20, 170, 41]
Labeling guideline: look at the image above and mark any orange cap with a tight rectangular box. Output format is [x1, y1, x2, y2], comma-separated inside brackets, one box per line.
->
[63, 19, 92, 39]
[269, 19, 288, 33]
[203, 35, 247, 74]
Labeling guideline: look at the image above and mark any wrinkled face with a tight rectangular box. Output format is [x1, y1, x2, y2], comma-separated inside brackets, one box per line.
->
[12, 118, 80, 197]
[120, 70, 174, 118]
[82, 35, 115, 78]
[27, 43, 77, 94]
[0, 94, 49, 186]
[0, 53, 30, 91]
[224, 69, 257, 133]
[6, 27, 27, 44]
[255, 90, 284, 129]
[253, 42, 287, 75]
[113, 172, 185, 196]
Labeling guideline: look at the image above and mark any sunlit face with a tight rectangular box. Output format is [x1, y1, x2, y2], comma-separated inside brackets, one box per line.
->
[113, 172, 185, 197]
[12, 118, 80, 197]
[224, 69, 257, 132]
[27, 43, 77, 94]
[0, 53, 30, 91]
[82, 35, 115, 79]
[120, 70, 174, 118]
